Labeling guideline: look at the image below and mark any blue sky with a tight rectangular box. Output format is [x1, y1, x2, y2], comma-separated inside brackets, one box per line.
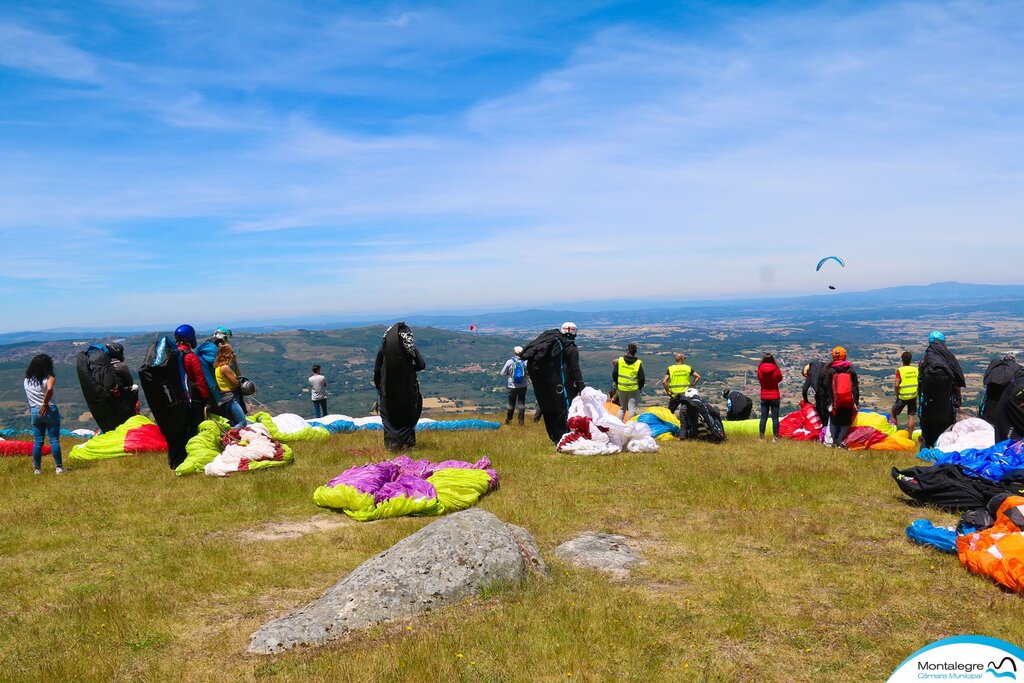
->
[1, 1, 1022, 332]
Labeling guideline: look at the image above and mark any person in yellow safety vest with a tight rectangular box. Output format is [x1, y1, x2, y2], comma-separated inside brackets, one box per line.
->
[611, 343, 645, 421]
[663, 352, 700, 402]
[890, 350, 919, 434]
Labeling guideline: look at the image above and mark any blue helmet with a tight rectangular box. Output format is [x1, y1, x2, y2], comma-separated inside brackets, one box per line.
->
[174, 324, 197, 347]
[928, 330, 945, 343]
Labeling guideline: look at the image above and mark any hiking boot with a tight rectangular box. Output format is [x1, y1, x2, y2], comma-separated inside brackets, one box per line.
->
[33, 468, 41, 475]
[55, 467, 65, 474]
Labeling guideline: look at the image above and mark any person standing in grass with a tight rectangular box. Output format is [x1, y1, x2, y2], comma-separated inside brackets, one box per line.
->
[213, 345, 247, 427]
[918, 330, 965, 447]
[890, 351, 918, 435]
[309, 365, 328, 418]
[374, 322, 427, 451]
[823, 346, 860, 448]
[612, 343, 645, 421]
[24, 353, 64, 475]
[499, 346, 529, 425]
[663, 352, 700, 402]
[756, 353, 783, 440]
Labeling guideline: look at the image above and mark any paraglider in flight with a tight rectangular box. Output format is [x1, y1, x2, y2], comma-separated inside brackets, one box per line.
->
[815, 256, 845, 272]
[469, 324, 477, 334]
[828, 285, 837, 290]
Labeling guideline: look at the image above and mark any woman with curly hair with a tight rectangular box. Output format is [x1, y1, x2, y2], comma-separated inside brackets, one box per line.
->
[24, 353, 64, 475]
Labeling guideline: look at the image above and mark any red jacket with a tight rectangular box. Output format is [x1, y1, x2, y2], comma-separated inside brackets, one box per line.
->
[757, 362, 783, 400]
[177, 342, 210, 401]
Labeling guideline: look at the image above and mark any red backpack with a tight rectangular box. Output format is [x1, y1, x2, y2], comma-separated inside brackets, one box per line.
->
[832, 372, 855, 411]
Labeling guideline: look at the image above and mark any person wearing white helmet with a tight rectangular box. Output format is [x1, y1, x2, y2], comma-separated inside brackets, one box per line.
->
[500, 345, 529, 425]
[520, 322, 586, 443]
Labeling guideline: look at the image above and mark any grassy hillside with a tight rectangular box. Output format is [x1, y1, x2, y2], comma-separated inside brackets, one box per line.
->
[1, 419, 1020, 681]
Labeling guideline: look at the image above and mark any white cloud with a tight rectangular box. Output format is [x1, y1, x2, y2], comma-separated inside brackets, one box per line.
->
[0, 22, 99, 82]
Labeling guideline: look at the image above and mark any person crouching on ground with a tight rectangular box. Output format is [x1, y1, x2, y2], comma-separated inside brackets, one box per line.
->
[213, 344, 247, 427]
[612, 343, 645, 421]
[824, 346, 860, 448]
[756, 353, 783, 440]
[722, 387, 753, 421]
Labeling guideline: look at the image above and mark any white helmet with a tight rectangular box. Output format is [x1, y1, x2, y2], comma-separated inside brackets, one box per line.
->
[683, 388, 699, 398]
[513, 345, 524, 355]
[560, 321, 577, 335]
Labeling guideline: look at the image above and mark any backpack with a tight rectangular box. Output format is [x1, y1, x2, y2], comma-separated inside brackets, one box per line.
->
[76, 344, 117, 407]
[512, 359, 526, 382]
[194, 340, 223, 405]
[832, 372, 855, 410]
[138, 336, 189, 413]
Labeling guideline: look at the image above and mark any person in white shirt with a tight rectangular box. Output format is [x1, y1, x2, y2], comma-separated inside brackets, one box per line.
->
[309, 365, 328, 418]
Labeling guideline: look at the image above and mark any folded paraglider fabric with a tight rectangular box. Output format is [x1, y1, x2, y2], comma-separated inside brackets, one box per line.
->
[0, 440, 49, 457]
[250, 412, 329, 442]
[934, 418, 996, 453]
[917, 440, 1024, 482]
[556, 388, 658, 455]
[0, 427, 88, 439]
[958, 495, 1024, 593]
[906, 519, 958, 553]
[175, 416, 293, 476]
[778, 401, 823, 441]
[632, 407, 680, 441]
[68, 415, 167, 462]
[307, 415, 500, 433]
[891, 464, 1012, 511]
[722, 419, 771, 438]
[313, 455, 498, 521]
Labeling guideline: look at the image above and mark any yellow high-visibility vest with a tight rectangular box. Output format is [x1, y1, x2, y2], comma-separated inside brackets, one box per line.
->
[617, 357, 642, 392]
[897, 365, 919, 400]
[667, 364, 692, 395]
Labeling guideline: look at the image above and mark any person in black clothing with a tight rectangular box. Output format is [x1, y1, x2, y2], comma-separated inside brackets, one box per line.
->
[994, 364, 1024, 441]
[981, 354, 1021, 424]
[918, 331, 965, 448]
[802, 359, 829, 427]
[374, 322, 427, 451]
[721, 388, 753, 421]
[522, 321, 585, 443]
[822, 346, 859, 448]
[106, 342, 138, 424]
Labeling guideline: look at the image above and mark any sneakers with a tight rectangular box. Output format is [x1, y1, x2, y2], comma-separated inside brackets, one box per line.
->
[33, 468, 41, 475]
[55, 467, 65, 474]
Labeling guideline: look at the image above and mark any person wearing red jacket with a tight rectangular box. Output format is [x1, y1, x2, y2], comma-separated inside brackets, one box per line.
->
[757, 353, 783, 440]
[168, 324, 209, 468]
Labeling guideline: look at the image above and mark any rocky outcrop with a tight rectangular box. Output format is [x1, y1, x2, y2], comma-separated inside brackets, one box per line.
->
[554, 532, 644, 579]
[249, 508, 547, 654]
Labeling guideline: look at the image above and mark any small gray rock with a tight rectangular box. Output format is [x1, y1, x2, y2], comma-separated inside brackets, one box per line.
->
[248, 508, 545, 654]
[554, 532, 644, 578]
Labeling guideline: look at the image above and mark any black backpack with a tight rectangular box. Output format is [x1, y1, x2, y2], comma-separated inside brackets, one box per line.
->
[138, 336, 189, 414]
[76, 344, 117, 408]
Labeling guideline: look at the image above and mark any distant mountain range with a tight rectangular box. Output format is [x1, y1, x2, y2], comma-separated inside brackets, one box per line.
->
[4, 281, 1023, 345]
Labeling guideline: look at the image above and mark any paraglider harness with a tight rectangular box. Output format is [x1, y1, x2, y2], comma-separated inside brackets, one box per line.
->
[669, 393, 726, 443]
[521, 330, 573, 412]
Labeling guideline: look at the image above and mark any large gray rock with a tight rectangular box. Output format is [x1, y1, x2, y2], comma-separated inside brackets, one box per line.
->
[554, 532, 644, 579]
[249, 508, 547, 654]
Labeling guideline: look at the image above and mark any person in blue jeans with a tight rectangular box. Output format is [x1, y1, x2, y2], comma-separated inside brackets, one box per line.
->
[23, 353, 64, 474]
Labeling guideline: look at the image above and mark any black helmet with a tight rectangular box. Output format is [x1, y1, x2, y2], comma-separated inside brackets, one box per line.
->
[106, 342, 125, 361]
[239, 377, 256, 396]
[722, 388, 731, 399]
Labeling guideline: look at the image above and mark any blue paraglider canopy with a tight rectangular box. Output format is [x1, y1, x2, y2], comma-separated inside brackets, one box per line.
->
[815, 255, 845, 271]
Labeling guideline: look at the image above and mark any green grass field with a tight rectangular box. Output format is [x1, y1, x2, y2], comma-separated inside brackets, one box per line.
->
[1, 416, 1020, 682]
